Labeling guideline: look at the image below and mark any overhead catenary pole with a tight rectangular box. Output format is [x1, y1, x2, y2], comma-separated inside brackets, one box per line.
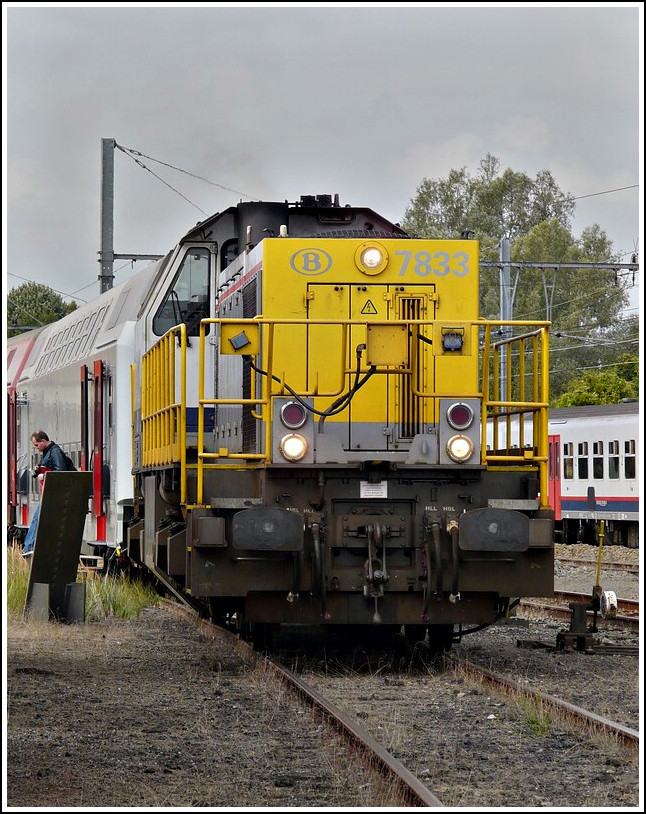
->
[99, 138, 116, 293]
[98, 137, 164, 294]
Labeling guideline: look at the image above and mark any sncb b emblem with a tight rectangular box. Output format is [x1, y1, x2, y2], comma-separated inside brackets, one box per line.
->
[290, 249, 332, 276]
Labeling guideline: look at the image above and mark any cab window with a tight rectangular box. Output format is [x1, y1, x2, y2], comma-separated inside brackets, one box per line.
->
[153, 248, 210, 336]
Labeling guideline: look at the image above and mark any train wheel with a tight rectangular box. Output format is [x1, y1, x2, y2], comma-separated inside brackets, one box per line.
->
[249, 623, 281, 651]
[404, 624, 427, 646]
[428, 623, 454, 654]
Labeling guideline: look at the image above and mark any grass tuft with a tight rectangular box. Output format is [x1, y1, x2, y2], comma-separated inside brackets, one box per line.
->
[515, 697, 552, 737]
[5, 543, 159, 622]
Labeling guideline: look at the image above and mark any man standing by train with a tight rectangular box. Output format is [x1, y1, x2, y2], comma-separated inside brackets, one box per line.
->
[22, 430, 69, 555]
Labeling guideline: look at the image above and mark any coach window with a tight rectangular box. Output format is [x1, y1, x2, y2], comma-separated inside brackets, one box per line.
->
[563, 443, 574, 479]
[577, 442, 588, 479]
[592, 441, 604, 479]
[608, 440, 620, 479]
[625, 439, 636, 479]
[153, 247, 210, 337]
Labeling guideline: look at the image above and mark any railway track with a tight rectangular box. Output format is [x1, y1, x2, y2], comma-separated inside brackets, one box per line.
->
[451, 657, 639, 750]
[555, 557, 638, 575]
[551, 590, 638, 615]
[301, 629, 639, 806]
[162, 599, 443, 806]
[162, 596, 639, 807]
[518, 592, 639, 635]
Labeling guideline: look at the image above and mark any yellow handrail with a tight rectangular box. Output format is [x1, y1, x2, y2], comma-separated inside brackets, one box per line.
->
[139, 316, 550, 511]
[140, 324, 187, 503]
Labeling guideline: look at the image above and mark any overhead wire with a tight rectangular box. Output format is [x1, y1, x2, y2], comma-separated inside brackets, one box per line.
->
[116, 142, 256, 211]
[549, 337, 638, 355]
[512, 276, 634, 322]
[572, 184, 638, 201]
[7, 272, 88, 304]
[542, 359, 639, 376]
[7, 300, 45, 327]
[115, 143, 209, 217]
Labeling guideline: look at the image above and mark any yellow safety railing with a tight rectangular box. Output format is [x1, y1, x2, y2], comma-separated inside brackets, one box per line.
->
[140, 324, 187, 503]
[481, 321, 550, 508]
[138, 317, 549, 510]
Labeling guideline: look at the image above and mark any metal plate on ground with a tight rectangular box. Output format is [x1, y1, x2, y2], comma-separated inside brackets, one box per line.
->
[24, 471, 93, 620]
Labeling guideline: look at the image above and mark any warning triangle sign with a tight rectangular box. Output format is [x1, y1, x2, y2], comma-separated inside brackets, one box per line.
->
[361, 299, 378, 315]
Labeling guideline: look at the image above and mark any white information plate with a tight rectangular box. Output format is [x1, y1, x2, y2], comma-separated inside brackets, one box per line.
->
[360, 481, 388, 498]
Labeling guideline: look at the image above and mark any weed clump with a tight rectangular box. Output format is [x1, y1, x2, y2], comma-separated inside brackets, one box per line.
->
[5, 543, 159, 622]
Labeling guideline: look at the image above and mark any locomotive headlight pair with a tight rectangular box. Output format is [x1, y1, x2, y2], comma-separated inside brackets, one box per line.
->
[278, 401, 309, 461]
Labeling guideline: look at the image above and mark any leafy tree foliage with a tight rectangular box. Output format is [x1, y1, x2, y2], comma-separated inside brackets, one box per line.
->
[7, 283, 77, 338]
[402, 154, 634, 401]
[553, 368, 638, 406]
[402, 153, 575, 244]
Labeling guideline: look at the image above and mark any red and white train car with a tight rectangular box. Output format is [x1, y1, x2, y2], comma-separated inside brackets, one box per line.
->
[547, 401, 639, 547]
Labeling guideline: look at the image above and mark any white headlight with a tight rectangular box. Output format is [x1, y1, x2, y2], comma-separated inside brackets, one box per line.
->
[446, 434, 474, 463]
[361, 247, 383, 268]
[355, 242, 388, 275]
[279, 433, 308, 462]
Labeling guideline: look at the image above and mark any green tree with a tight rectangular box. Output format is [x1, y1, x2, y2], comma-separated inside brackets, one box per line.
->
[402, 155, 632, 401]
[403, 153, 576, 243]
[509, 221, 628, 397]
[553, 368, 638, 406]
[7, 283, 77, 338]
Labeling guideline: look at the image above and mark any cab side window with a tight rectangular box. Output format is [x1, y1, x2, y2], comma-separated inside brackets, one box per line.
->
[153, 248, 210, 337]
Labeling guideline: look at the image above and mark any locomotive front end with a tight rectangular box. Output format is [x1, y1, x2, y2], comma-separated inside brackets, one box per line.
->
[198, 232, 554, 643]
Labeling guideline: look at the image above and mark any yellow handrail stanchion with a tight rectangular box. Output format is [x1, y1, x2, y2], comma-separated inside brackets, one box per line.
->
[595, 520, 606, 588]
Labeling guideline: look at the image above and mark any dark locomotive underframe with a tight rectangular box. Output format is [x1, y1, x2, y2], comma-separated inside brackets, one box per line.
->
[127, 458, 553, 643]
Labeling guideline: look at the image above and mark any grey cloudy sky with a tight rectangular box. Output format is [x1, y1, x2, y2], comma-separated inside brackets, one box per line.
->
[3, 2, 642, 313]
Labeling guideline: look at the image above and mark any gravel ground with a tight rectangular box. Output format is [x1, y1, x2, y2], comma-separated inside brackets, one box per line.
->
[553, 543, 640, 600]
[4, 608, 411, 808]
[4, 544, 642, 809]
[302, 544, 642, 807]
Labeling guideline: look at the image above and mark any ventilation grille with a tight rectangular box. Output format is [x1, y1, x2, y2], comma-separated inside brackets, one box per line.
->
[399, 298, 423, 439]
[242, 283, 257, 453]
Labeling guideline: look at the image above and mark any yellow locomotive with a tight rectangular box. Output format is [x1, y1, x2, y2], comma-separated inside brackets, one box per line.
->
[130, 194, 554, 650]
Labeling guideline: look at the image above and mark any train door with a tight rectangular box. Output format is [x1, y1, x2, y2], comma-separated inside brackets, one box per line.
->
[6, 392, 21, 534]
[7, 334, 38, 535]
[548, 433, 561, 521]
[11, 393, 30, 530]
[92, 360, 107, 541]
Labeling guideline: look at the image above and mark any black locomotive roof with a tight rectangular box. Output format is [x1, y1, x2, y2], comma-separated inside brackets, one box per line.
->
[181, 195, 409, 244]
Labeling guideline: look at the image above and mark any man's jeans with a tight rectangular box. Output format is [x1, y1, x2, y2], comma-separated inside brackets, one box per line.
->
[22, 505, 41, 554]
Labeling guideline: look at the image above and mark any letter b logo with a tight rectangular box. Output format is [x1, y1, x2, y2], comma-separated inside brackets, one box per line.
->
[290, 249, 332, 276]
